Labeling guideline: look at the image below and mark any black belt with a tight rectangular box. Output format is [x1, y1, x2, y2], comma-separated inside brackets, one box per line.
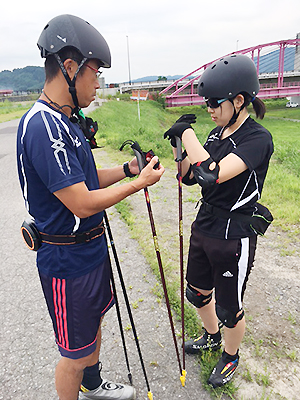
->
[39, 222, 105, 245]
[201, 200, 252, 223]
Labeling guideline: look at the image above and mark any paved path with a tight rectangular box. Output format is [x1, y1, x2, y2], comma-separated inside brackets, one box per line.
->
[0, 119, 211, 400]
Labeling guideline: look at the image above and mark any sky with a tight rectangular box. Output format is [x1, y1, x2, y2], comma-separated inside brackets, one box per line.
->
[1, 0, 299, 84]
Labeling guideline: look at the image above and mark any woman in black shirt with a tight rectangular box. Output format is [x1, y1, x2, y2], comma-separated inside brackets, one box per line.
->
[164, 54, 273, 388]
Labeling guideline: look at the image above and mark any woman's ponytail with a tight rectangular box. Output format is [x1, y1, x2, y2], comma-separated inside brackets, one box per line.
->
[241, 92, 266, 120]
[252, 97, 266, 119]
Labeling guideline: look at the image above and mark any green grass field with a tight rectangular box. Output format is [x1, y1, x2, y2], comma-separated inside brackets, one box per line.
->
[0, 100, 35, 122]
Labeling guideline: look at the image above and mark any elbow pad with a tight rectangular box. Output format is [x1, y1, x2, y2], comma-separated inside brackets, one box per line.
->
[177, 164, 197, 186]
[192, 157, 219, 189]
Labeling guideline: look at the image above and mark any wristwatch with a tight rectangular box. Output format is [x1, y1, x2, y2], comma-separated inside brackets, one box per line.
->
[123, 161, 136, 178]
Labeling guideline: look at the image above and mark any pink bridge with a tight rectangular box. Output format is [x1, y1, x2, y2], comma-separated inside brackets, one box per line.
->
[160, 39, 300, 107]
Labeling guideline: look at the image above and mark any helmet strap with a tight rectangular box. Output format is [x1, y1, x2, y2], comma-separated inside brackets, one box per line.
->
[54, 53, 87, 116]
[224, 97, 245, 130]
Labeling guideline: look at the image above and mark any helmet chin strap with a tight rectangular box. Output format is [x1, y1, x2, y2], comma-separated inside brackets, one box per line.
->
[54, 53, 87, 117]
[224, 98, 245, 130]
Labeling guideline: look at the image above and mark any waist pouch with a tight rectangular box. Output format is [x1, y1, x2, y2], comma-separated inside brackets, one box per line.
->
[21, 220, 105, 251]
[201, 200, 273, 236]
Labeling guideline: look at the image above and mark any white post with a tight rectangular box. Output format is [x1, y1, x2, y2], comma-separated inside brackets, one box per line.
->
[137, 90, 140, 121]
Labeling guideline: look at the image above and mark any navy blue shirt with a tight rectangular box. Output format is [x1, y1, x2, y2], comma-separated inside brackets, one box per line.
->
[17, 100, 107, 278]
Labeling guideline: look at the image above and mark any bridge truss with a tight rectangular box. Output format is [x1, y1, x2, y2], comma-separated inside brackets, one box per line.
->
[160, 39, 300, 107]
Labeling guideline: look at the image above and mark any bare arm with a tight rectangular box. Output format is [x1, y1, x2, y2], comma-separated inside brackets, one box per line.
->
[97, 157, 140, 188]
[181, 128, 248, 183]
[54, 157, 164, 218]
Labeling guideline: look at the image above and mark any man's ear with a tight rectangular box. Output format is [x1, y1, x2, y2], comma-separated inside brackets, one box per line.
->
[63, 58, 77, 80]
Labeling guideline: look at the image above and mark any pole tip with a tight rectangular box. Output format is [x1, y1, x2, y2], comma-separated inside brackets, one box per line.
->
[147, 391, 153, 400]
[180, 369, 187, 387]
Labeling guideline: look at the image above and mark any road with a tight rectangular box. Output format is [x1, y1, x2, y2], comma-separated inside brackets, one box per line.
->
[0, 118, 211, 400]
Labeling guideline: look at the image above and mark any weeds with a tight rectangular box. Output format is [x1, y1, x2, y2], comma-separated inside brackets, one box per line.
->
[254, 366, 271, 387]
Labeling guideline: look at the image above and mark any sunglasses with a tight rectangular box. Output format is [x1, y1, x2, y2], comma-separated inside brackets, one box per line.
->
[84, 64, 102, 78]
[204, 98, 228, 108]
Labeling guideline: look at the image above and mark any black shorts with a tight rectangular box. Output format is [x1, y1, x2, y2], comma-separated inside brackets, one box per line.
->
[186, 222, 257, 312]
[39, 255, 114, 359]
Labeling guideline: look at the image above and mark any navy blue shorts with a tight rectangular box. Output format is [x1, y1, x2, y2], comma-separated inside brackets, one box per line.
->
[186, 222, 257, 313]
[39, 256, 114, 359]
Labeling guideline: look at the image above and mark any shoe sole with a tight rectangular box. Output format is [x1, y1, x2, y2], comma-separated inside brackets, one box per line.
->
[79, 387, 136, 400]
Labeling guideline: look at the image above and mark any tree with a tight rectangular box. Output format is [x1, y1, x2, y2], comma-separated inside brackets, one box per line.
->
[0, 66, 45, 91]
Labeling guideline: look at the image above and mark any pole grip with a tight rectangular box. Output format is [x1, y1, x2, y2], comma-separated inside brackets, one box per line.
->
[131, 141, 146, 172]
[175, 137, 182, 161]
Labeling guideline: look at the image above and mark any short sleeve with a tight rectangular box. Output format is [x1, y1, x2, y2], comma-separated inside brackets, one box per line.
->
[24, 111, 86, 193]
[232, 129, 274, 171]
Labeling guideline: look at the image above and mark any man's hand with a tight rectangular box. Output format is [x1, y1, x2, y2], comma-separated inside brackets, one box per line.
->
[164, 122, 194, 147]
[137, 156, 164, 188]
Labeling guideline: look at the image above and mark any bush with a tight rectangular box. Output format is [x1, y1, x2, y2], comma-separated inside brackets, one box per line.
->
[149, 91, 166, 108]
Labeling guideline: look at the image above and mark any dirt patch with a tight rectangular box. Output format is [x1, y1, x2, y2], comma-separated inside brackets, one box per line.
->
[94, 147, 300, 399]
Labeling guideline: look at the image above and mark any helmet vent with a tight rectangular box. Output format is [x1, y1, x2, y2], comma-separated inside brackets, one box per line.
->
[224, 61, 228, 65]
[211, 64, 216, 69]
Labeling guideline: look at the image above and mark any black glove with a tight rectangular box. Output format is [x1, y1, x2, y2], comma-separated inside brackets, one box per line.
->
[164, 122, 193, 147]
[175, 114, 197, 124]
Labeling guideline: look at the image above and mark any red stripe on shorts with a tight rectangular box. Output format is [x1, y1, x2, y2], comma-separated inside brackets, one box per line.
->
[52, 277, 69, 349]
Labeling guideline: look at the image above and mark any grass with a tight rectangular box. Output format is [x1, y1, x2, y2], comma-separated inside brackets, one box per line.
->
[0, 99, 35, 122]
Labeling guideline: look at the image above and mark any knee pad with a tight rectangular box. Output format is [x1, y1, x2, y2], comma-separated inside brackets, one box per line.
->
[186, 284, 213, 308]
[215, 304, 244, 328]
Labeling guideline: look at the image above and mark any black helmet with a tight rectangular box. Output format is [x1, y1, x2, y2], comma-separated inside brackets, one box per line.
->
[37, 14, 111, 68]
[197, 54, 259, 99]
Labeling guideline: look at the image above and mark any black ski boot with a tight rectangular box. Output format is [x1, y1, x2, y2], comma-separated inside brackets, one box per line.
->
[208, 350, 239, 388]
[185, 329, 221, 354]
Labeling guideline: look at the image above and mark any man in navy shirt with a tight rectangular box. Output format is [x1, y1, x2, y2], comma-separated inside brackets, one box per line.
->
[17, 14, 164, 400]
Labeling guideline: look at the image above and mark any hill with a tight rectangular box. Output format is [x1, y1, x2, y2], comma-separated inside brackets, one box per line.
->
[0, 66, 45, 92]
[0, 65, 187, 92]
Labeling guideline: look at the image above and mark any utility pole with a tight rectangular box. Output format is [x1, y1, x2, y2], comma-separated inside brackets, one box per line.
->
[126, 35, 132, 85]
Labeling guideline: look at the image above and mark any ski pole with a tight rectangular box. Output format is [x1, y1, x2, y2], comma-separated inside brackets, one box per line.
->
[120, 140, 183, 382]
[106, 252, 133, 385]
[103, 211, 153, 400]
[175, 137, 186, 387]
